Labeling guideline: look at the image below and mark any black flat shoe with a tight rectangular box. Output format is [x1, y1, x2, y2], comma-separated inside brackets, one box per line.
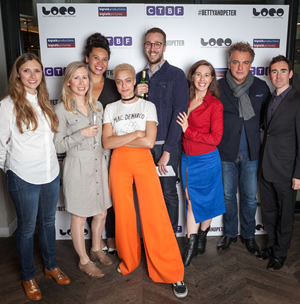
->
[217, 235, 237, 251]
[241, 238, 259, 255]
[257, 247, 272, 261]
[267, 256, 286, 271]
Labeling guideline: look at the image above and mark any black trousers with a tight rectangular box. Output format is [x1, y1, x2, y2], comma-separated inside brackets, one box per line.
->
[259, 173, 297, 257]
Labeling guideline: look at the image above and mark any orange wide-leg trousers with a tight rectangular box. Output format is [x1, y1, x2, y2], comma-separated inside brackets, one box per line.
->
[109, 146, 184, 283]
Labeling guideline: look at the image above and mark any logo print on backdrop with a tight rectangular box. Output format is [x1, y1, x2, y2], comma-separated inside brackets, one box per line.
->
[200, 38, 232, 47]
[253, 39, 280, 48]
[47, 38, 75, 48]
[146, 6, 184, 16]
[59, 229, 88, 236]
[44, 67, 66, 77]
[250, 67, 269, 76]
[106, 36, 132, 46]
[166, 40, 184, 46]
[255, 224, 265, 231]
[42, 6, 76, 16]
[198, 9, 236, 16]
[215, 68, 228, 78]
[98, 7, 127, 17]
[253, 8, 284, 17]
[210, 227, 224, 232]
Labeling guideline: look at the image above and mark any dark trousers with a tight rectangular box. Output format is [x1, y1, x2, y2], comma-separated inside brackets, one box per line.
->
[151, 144, 180, 233]
[259, 173, 296, 257]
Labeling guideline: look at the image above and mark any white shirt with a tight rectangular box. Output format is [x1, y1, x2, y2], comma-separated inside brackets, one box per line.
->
[0, 93, 59, 184]
[103, 98, 158, 136]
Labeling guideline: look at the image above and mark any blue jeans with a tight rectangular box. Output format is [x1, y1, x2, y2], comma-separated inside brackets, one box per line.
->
[6, 170, 60, 280]
[221, 155, 258, 239]
[151, 144, 180, 233]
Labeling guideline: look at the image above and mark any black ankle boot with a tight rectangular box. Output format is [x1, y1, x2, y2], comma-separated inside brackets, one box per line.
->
[198, 226, 210, 255]
[183, 234, 199, 267]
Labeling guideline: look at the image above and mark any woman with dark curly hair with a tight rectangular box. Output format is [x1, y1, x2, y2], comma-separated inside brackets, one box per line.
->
[84, 33, 120, 254]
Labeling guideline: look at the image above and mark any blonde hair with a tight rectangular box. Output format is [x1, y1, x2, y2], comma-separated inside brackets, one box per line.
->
[7, 53, 59, 134]
[60, 61, 100, 114]
[113, 63, 136, 79]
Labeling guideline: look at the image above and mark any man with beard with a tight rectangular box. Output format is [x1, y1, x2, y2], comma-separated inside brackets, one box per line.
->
[135, 27, 189, 234]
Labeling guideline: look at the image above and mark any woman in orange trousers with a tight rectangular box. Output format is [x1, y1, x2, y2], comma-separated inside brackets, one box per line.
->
[102, 63, 187, 298]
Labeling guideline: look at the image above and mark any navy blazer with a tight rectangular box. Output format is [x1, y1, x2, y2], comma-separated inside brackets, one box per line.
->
[218, 77, 270, 162]
[261, 87, 300, 183]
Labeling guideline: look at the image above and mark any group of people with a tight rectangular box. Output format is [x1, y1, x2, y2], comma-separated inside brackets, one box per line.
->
[0, 26, 299, 302]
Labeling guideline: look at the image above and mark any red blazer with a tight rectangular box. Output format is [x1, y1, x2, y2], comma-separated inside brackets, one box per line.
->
[182, 91, 223, 156]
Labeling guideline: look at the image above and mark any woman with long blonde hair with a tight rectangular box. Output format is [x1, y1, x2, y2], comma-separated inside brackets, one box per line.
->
[54, 61, 112, 279]
[0, 53, 70, 302]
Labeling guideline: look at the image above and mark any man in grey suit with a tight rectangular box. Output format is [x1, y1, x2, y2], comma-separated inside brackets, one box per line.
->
[258, 55, 300, 271]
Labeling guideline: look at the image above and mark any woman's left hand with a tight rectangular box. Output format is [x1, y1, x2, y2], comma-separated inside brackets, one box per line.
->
[176, 112, 188, 133]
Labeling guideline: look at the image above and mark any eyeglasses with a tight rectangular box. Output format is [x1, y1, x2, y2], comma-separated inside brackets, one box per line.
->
[144, 41, 164, 49]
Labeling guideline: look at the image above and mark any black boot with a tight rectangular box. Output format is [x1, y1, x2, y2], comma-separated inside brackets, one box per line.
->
[183, 234, 199, 267]
[198, 226, 210, 255]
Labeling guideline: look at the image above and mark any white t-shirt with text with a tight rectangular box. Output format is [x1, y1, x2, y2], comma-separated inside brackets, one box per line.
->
[103, 98, 158, 135]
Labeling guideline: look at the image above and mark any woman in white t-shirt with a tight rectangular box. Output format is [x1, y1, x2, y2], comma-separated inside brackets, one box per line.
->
[102, 63, 187, 299]
[0, 53, 70, 302]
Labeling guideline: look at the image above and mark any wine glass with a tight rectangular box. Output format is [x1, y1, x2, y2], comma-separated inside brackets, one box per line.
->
[91, 112, 99, 147]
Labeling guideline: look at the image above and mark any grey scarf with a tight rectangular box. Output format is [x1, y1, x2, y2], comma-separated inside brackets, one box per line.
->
[226, 70, 255, 120]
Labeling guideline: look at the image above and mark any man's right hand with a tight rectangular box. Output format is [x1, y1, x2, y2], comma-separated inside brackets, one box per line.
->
[135, 83, 149, 97]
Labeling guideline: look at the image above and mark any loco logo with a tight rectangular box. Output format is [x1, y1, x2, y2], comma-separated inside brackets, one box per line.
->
[255, 224, 265, 231]
[253, 8, 284, 17]
[42, 6, 76, 16]
[59, 229, 88, 236]
[250, 66, 269, 76]
[200, 38, 232, 47]
[45, 67, 66, 77]
[146, 6, 184, 16]
[106, 36, 132, 46]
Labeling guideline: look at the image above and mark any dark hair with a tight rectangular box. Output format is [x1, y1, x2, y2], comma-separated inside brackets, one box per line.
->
[187, 60, 220, 100]
[228, 42, 255, 64]
[84, 32, 111, 60]
[145, 27, 166, 44]
[268, 55, 293, 72]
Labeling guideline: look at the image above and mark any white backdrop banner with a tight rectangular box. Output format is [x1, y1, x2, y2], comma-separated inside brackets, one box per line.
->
[37, 4, 289, 239]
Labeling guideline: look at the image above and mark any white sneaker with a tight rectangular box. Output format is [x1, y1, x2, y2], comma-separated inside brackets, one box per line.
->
[172, 281, 188, 298]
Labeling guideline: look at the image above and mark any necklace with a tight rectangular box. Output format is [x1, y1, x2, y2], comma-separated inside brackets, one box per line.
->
[122, 95, 136, 102]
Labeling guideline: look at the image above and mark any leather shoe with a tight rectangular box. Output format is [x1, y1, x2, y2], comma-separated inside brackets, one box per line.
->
[267, 256, 286, 271]
[45, 267, 71, 285]
[22, 279, 42, 301]
[257, 247, 272, 261]
[241, 238, 259, 255]
[217, 235, 237, 251]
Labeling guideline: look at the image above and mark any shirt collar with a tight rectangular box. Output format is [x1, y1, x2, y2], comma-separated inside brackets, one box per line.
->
[145, 60, 166, 78]
[26, 91, 38, 104]
[272, 85, 292, 98]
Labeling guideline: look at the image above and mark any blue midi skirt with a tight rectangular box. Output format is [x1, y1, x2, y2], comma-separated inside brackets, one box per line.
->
[181, 149, 225, 223]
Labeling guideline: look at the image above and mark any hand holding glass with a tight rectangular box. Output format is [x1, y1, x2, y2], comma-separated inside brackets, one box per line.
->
[91, 113, 100, 147]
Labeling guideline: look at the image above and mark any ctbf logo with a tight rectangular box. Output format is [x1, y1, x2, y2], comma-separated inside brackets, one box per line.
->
[146, 6, 184, 16]
[251, 66, 269, 76]
[42, 6, 76, 16]
[106, 36, 132, 46]
[253, 8, 284, 17]
[45, 67, 66, 77]
[201, 38, 232, 47]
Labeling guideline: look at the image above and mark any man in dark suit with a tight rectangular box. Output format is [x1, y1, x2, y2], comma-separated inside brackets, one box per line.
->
[217, 42, 270, 254]
[258, 55, 300, 271]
